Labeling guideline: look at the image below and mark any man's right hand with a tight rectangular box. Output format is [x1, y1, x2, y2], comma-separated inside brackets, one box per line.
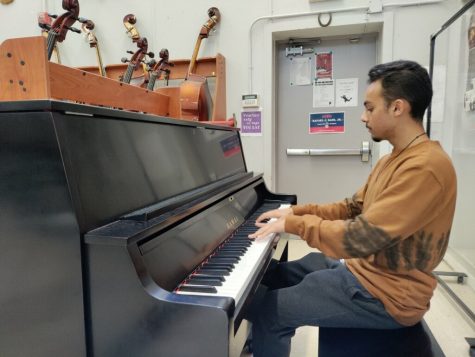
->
[255, 207, 293, 223]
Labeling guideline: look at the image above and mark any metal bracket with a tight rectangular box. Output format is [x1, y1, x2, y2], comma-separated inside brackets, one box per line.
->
[285, 46, 314, 57]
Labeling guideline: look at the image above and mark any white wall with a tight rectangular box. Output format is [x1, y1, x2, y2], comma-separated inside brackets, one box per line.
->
[0, 0, 463, 187]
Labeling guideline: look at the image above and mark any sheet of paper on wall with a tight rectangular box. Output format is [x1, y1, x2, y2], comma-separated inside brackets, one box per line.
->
[313, 80, 335, 107]
[335, 78, 358, 107]
[290, 57, 312, 86]
[240, 110, 262, 136]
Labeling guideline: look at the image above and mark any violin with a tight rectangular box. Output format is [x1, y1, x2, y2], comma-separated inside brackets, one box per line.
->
[180, 7, 221, 121]
[38, 12, 61, 63]
[120, 14, 154, 84]
[44, 0, 84, 60]
[120, 37, 154, 84]
[81, 20, 106, 77]
[146, 48, 173, 91]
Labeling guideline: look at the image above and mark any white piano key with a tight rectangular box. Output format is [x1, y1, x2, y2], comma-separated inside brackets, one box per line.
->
[176, 204, 290, 305]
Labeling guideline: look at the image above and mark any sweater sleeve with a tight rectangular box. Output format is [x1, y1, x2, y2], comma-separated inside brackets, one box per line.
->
[291, 185, 366, 220]
[285, 165, 444, 259]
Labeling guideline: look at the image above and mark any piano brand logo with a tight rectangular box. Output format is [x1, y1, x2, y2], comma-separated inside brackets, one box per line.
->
[226, 216, 240, 230]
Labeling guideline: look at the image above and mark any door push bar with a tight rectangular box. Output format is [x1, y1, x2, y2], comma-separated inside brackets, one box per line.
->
[286, 141, 371, 162]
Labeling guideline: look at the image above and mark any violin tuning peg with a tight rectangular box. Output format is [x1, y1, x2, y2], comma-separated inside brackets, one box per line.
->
[76, 17, 88, 24]
[126, 50, 134, 55]
[121, 57, 129, 63]
[48, 13, 58, 19]
[69, 26, 82, 34]
[148, 52, 155, 58]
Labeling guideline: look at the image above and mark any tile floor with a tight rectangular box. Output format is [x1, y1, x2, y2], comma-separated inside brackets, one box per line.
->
[241, 238, 475, 357]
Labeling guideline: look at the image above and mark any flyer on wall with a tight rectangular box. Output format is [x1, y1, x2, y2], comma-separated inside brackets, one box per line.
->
[315, 51, 333, 81]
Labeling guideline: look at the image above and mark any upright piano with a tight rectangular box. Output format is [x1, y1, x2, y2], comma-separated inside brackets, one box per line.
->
[0, 100, 296, 357]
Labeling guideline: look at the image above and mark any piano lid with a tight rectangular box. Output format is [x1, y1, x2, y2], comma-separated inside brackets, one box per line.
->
[41, 101, 247, 232]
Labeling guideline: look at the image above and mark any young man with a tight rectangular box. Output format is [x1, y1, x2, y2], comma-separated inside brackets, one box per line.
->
[247, 60, 457, 357]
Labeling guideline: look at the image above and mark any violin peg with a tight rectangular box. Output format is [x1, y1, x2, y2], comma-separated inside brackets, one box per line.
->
[69, 26, 81, 34]
[147, 52, 155, 58]
[121, 57, 129, 63]
[126, 50, 134, 55]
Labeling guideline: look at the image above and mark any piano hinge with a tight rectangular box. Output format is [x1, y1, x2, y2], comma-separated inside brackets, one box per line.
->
[63, 111, 94, 117]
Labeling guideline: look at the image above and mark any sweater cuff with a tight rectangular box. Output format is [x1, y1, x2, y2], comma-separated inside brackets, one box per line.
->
[285, 215, 304, 236]
[291, 204, 311, 216]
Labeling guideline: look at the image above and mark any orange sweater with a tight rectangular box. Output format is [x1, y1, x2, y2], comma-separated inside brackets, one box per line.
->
[285, 141, 456, 326]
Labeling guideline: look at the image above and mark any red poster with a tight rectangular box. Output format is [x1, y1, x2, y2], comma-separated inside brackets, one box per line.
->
[315, 52, 333, 81]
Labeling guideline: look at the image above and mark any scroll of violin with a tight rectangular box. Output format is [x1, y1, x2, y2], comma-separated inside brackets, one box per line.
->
[44, 0, 83, 60]
[180, 7, 221, 121]
[120, 37, 154, 84]
[146, 48, 173, 91]
[81, 20, 106, 77]
[120, 14, 154, 84]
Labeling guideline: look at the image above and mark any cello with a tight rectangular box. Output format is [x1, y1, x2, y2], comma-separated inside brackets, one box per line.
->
[179, 7, 220, 121]
[81, 20, 106, 77]
[44, 0, 83, 60]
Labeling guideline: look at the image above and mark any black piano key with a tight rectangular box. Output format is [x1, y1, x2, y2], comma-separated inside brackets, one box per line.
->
[203, 261, 235, 267]
[218, 248, 246, 253]
[192, 274, 225, 281]
[198, 269, 230, 276]
[225, 241, 251, 246]
[179, 285, 217, 293]
[187, 278, 222, 286]
[213, 252, 241, 259]
[218, 252, 245, 258]
[203, 263, 232, 271]
[208, 258, 240, 264]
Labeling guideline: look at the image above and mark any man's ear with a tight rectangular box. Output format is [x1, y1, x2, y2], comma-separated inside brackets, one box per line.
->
[392, 99, 407, 117]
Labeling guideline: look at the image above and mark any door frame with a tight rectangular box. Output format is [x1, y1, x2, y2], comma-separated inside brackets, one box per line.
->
[260, 12, 395, 191]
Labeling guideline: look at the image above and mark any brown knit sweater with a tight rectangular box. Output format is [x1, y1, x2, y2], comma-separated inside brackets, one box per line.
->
[285, 140, 457, 326]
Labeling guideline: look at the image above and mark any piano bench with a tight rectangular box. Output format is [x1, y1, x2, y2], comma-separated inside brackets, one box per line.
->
[318, 320, 444, 357]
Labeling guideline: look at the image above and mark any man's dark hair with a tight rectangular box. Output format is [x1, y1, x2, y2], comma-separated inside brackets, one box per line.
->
[368, 60, 432, 121]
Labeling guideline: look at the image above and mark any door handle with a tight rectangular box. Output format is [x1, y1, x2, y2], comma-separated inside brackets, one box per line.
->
[286, 141, 371, 162]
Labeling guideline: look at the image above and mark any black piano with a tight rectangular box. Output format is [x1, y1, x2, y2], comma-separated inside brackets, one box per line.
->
[0, 100, 296, 357]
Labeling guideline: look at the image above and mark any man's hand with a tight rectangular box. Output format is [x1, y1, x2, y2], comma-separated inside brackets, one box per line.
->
[255, 207, 293, 223]
[248, 216, 286, 239]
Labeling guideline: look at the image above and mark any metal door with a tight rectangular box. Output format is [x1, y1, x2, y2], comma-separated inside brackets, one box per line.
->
[276, 35, 376, 204]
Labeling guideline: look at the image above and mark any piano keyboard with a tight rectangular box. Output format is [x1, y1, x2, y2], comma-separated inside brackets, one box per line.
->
[175, 202, 290, 304]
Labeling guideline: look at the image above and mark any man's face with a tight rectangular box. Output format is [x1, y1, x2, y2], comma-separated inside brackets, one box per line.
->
[361, 80, 394, 142]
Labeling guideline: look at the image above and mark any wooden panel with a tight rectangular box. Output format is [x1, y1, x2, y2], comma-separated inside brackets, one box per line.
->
[76, 65, 101, 76]
[156, 87, 181, 118]
[0, 37, 50, 100]
[49, 64, 169, 116]
[212, 54, 226, 121]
